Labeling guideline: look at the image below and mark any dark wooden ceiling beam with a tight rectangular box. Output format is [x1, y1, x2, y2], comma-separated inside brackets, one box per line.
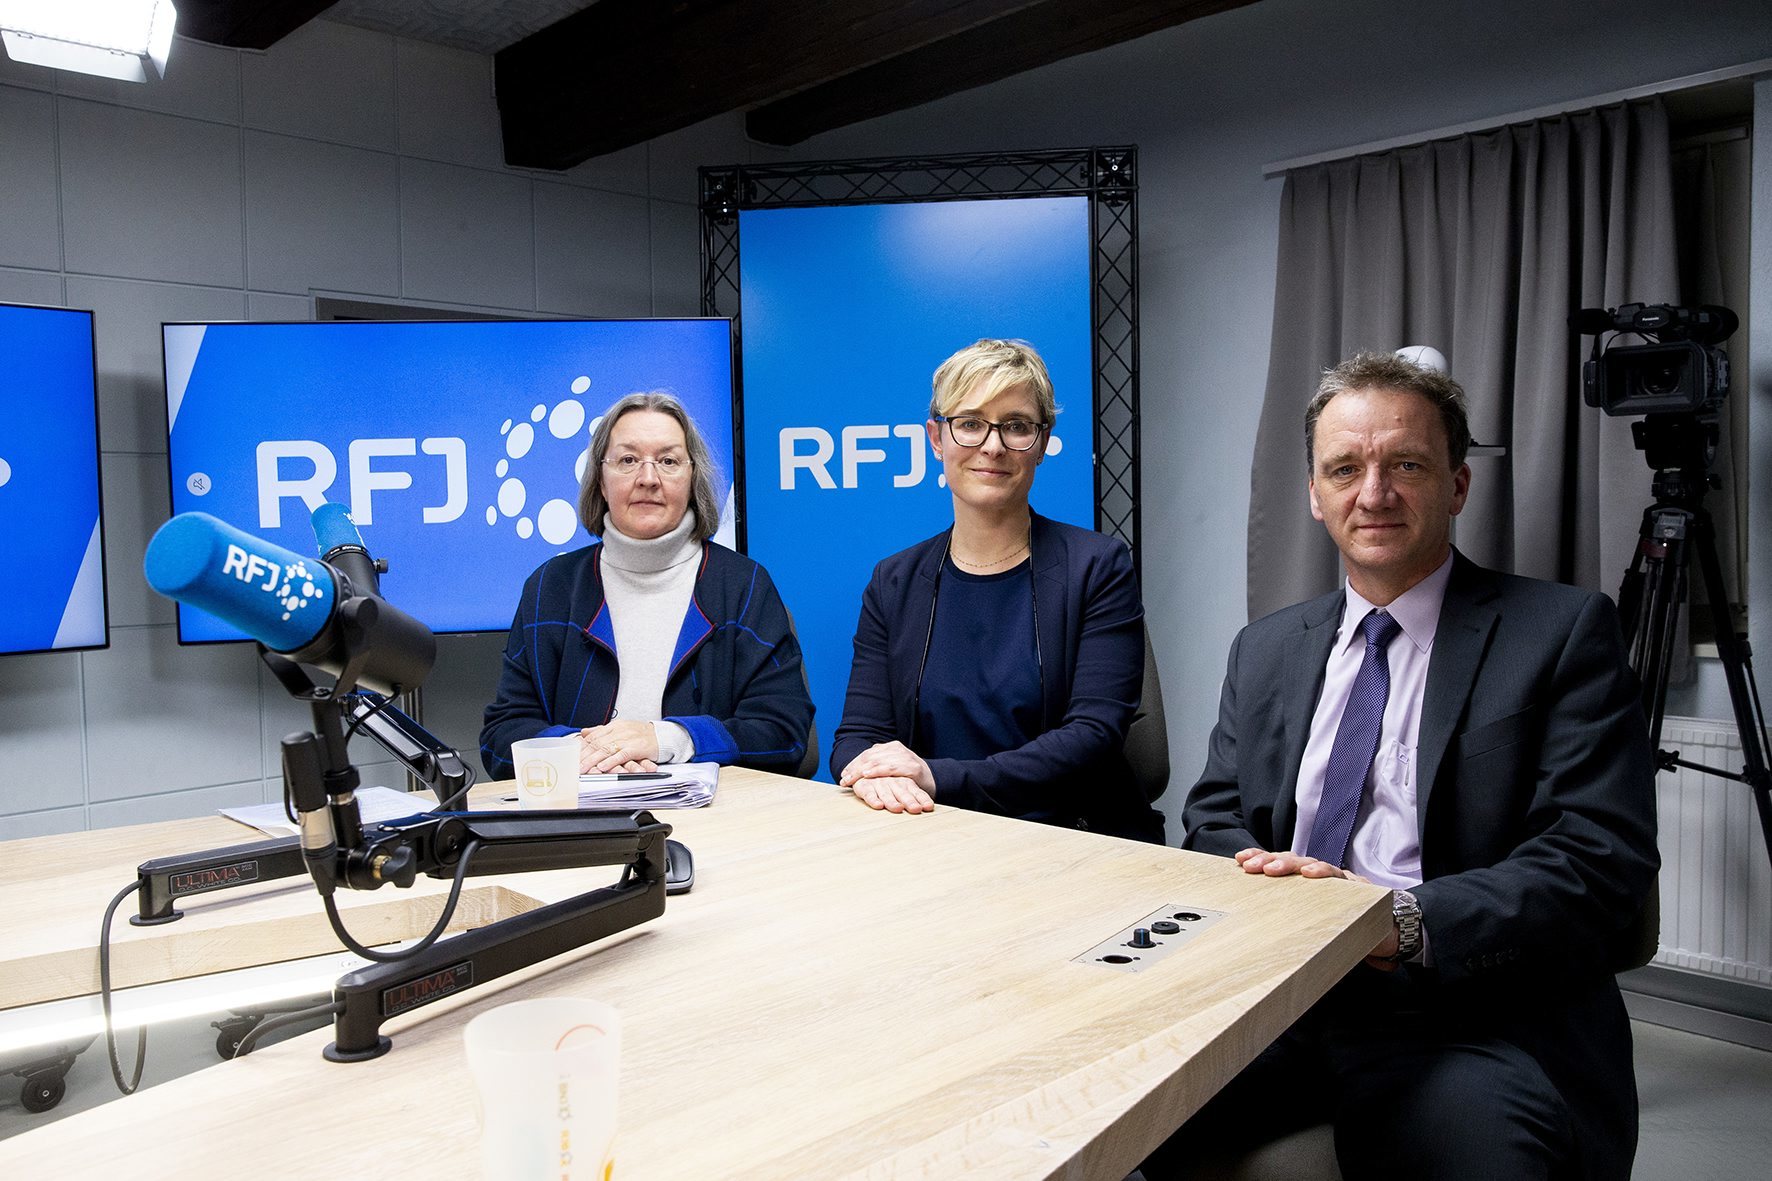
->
[176, 0, 341, 50]
[496, 0, 1055, 170]
[747, 0, 1258, 146]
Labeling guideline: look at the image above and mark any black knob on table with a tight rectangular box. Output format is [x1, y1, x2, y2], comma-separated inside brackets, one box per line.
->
[1129, 928, 1156, 949]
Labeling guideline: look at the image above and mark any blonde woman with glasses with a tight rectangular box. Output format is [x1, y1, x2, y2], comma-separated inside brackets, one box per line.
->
[831, 340, 1162, 843]
[482, 391, 813, 779]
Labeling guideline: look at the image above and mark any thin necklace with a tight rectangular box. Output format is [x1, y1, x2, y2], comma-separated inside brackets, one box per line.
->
[950, 530, 1031, 571]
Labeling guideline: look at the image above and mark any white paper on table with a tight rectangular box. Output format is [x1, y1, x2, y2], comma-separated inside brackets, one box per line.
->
[575, 760, 719, 809]
[219, 785, 434, 837]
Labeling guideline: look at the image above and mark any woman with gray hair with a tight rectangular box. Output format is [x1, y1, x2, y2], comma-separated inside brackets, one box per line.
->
[481, 391, 813, 778]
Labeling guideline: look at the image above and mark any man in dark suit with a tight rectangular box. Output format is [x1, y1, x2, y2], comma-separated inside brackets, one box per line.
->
[1145, 352, 1658, 1180]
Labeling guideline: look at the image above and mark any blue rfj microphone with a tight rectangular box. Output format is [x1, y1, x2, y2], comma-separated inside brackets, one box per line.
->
[145, 512, 435, 695]
[311, 501, 382, 597]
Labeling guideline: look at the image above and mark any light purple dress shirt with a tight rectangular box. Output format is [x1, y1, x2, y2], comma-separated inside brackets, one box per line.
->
[1289, 551, 1455, 890]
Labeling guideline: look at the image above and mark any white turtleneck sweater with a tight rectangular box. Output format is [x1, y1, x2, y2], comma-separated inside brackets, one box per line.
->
[599, 511, 700, 763]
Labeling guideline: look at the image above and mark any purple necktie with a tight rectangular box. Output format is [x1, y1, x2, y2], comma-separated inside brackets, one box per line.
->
[1305, 610, 1402, 868]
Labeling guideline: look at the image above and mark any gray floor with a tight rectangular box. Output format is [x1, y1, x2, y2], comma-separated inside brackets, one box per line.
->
[1633, 1020, 1772, 1180]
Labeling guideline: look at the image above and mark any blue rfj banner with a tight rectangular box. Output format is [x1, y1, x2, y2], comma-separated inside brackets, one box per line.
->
[738, 197, 1095, 780]
[164, 319, 735, 641]
[0, 304, 108, 655]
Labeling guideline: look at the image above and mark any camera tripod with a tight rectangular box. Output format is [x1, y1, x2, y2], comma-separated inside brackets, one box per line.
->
[1617, 411, 1772, 867]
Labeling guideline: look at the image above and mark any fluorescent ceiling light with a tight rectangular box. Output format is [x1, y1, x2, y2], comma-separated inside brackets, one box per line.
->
[0, 0, 177, 83]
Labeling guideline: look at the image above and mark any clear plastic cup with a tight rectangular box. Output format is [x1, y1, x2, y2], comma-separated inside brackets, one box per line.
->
[464, 997, 621, 1180]
[509, 736, 581, 809]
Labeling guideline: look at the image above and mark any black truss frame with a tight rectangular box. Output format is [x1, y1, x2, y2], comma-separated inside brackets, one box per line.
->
[699, 147, 1141, 573]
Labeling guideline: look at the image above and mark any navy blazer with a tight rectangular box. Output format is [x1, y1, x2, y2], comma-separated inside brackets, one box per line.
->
[480, 541, 813, 777]
[1182, 551, 1658, 1178]
[832, 513, 1163, 843]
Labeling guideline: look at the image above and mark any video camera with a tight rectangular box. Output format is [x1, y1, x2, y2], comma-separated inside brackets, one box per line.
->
[1574, 302, 1737, 416]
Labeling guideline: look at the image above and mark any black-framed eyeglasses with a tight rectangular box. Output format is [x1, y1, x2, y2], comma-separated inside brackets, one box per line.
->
[934, 415, 1049, 451]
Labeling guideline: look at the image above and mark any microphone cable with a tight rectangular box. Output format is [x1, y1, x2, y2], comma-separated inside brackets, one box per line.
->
[342, 689, 396, 743]
[319, 836, 482, 962]
[97, 879, 148, 1095]
[432, 764, 478, 812]
[229, 999, 343, 1059]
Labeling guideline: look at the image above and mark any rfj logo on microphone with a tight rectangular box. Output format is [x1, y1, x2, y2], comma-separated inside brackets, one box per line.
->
[221, 544, 327, 622]
[0, 455, 10, 490]
[236, 375, 601, 545]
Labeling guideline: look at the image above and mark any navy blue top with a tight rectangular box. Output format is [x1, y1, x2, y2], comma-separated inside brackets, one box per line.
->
[917, 561, 1042, 762]
[833, 512, 1163, 843]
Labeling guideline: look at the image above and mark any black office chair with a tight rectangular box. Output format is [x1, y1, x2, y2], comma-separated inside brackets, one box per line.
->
[1125, 622, 1171, 802]
[786, 608, 820, 780]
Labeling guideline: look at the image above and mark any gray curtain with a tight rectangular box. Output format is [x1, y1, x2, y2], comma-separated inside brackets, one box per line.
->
[1672, 130, 1751, 640]
[1246, 98, 1677, 621]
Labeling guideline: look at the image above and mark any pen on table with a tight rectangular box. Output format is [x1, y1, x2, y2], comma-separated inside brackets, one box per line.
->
[498, 771, 675, 800]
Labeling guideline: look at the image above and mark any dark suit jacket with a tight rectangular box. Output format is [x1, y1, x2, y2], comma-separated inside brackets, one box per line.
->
[1181, 551, 1658, 1178]
[831, 512, 1164, 843]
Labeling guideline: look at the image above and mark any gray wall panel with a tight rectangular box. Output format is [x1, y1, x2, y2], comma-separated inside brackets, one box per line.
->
[249, 291, 315, 320]
[534, 181, 651, 316]
[100, 453, 173, 628]
[0, 266, 63, 306]
[399, 158, 535, 308]
[0, 87, 61, 271]
[83, 627, 262, 801]
[648, 200, 700, 318]
[0, 651, 86, 814]
[89, 779, 267, 828]
[562, 142, 650, 199]
[395, 40, 503, 170]
[240, 20, 397, 150]
[0, 807, 87, 841]
[244, 131, 400, 296]
[58, 99, 244, 287]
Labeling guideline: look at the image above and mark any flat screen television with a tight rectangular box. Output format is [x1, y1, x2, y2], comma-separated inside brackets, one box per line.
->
[0, 302, 108, 655]
[162, 318, 736, 642]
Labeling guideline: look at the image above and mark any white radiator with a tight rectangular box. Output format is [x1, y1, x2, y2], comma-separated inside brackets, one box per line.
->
[1653, 716, 1772, 984]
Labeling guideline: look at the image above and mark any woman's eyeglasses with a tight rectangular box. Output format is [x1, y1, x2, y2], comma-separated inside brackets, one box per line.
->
[602, 454, 693, 480]
[935, 416, 1048, 451]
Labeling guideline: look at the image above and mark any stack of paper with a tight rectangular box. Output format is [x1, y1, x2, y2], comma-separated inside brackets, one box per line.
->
[578, 761, 719, 809]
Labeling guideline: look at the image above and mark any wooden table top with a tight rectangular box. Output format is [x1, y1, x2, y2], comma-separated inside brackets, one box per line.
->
[0, 768, 1390, 1179]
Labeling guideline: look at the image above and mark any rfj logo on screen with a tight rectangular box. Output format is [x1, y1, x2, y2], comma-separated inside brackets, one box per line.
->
[778, 425, 1065, 490]
[196, 378, 605, 548]
[0, 454, 10, 490]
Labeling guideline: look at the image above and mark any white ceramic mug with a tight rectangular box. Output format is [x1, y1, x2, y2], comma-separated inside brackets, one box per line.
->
[509, 735, 581, 809]
[464, 997, 621, 1181]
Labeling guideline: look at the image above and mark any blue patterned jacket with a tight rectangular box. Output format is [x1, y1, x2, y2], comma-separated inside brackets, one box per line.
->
[480, 541, 813, 778]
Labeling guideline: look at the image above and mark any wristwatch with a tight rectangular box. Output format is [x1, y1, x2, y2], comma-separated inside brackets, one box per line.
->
[1386, 889, 1423, 963]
